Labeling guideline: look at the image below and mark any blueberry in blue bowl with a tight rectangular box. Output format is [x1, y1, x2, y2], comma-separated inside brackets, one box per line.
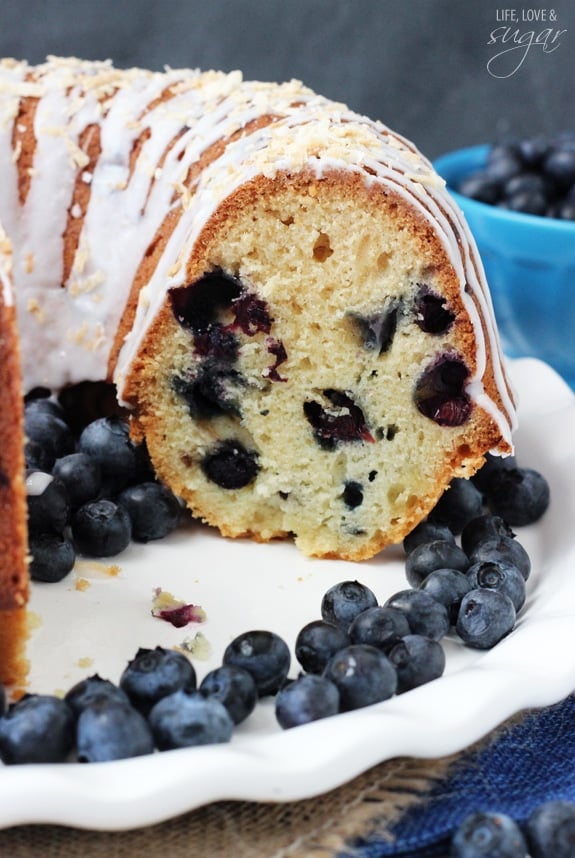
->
[434, 137, 575, 390]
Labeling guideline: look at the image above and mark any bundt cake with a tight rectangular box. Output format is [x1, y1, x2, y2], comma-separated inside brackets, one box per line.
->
[0, 57, 516, 578]
[0, 226, 29, 686]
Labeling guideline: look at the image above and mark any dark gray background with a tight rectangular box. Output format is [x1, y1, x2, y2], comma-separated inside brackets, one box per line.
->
[1, 0, 573, 158]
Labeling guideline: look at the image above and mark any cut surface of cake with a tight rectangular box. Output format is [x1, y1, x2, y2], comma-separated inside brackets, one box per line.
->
[0, 57, 517, 565]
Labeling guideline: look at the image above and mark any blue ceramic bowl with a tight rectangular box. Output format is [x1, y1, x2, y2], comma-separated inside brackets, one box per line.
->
[434, 145, 575, 390]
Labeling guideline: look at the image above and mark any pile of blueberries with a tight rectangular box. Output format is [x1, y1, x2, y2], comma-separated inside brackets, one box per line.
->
[24, 387, 183, 582]
[276, 451, 549, 728]
[0, 437, 550, 765]
[457, 132, 575, 219]
[451, 801, 575, 857]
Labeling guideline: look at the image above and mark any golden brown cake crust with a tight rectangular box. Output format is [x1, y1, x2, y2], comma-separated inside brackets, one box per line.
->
[0, 608, 29, 690]
[0, 237, 29, 688]
[0, 281, 28, 611]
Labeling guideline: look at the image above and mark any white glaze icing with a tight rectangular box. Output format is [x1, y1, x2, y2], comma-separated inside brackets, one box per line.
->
[0, 57, 516, 447]
[0, 224, 13, 307]
[25, 470, 53, 496]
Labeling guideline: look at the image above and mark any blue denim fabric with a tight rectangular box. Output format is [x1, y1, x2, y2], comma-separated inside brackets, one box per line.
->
[339, 693, 575, 857]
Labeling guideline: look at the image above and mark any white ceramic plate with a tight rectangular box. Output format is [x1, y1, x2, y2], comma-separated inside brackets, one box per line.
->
[1, 357, 574, 831]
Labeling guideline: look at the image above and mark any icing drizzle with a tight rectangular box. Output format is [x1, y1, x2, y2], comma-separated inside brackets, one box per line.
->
[0, 225, 13, 307]
[0, 57, 516, 447]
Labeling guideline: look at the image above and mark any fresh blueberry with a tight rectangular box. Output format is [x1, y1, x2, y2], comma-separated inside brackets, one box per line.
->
[388, 634, 446, 693]
[295, 620, 351, 674]
[429, 478, 484, 534]
[414, 356, 471, 426]
[348, 606, 411, 651]
[199, 665, 258, 725]
[0, 694, 75, 764]
[485, 143, 523, 183]
[517, 135, 550, 167]
[460, 514, 515, 556]
[26, 471, 70, 535]
[503, 171, 549, 201]
[24, 438, 55, 472]
[403, 519, 456, 554]
[76, 697, 155, 762]
[384, 590, 450, 641]
[65, 674, 131, 716]
[304, 390, 374, 449]
[52, 453, 102, 509]
[557, 198, 575, 220]
[117, 482, 181, 541]
[468, 536, 531, 581]
[483, 466, 550, 527]
[24, 395, 65, 420]
[23, 399, 66, 459]
[71, 499, 132, 557]
[458, 136, 575, 222]
[456, 589, 516, 649]
[275, 674, 340, 728]
[466, 560, 526, 612]
[563, 179, 575, 202]
[201, 439, 259, 489]
[323, 644, 397, 711]
[526, 799, 575, 858]
[23, 408, 75, 470]
[29, 532, 76, 583]
[457, 172, 500, 205]
[119, 646, 196, 715]
[419, 568, 473, 624]
[0, 685, 5, 717]
[451, 810, 528, 857]
[223, 630, 290, 696]
[405, 539, 469, 588]
[543, 147, 575, 190]
[79, 417, 146, 492]
[471, 453, 518, 494]
[320, 580, 378, 630]
[503, 188, 547, 216]
[149, 689, 234, 750]
[565, 178, 575, 203]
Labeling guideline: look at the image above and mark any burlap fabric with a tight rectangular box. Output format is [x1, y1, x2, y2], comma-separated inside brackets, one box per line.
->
[0, 714, 525, 858]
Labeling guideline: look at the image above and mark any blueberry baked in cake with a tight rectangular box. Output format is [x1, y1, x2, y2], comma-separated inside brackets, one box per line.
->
[0, 57, 516, 578]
